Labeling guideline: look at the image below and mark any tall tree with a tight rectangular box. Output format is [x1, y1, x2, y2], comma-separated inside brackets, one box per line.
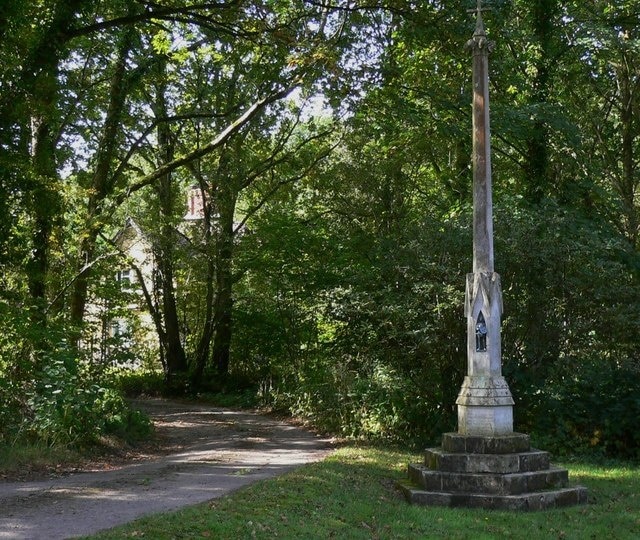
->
[523, 0, 561, 202]
[568, 0, 640, 247]
[69, 21, 140, 335]
[151, 53, 189, 378]
[21, 0, 89, 316]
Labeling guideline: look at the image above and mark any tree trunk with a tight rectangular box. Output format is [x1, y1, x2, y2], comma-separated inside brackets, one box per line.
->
[158, 245, 188, 378]
[25, 42, 62, 321]
[69, 235, 95, 347]
[212, 186, 237, 376]
[28, 113, 58, 313]
[153, 57, 188, 379]
[524, 0, 558, 203]
[617, 53, 639, 247]
[20, 0, 90, 321]
[518, 0, 562, 375]
[69, 25, 136, 340]
[192, 254, 216, 382]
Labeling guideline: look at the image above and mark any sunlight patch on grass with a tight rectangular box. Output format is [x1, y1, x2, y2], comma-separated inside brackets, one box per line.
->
[564, 462, 640, 481]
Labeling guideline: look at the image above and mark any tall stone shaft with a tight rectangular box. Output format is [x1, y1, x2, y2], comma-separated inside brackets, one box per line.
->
[470, 12, 494, 274]
[456, 7, 514, 436]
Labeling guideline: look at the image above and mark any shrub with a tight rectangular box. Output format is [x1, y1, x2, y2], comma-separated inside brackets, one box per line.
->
[0, 303, 151, 448]
[115, 369, 166, 397]
[25, 360, 152, 446]
[526, 358, 640, 459]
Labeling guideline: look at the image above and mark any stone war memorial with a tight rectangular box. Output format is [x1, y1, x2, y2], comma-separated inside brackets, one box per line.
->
[399, 2, 588, 511]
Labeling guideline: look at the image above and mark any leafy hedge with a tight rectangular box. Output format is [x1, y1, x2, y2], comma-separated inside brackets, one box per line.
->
[0, 305, 151, 447]
[230, 200, 640, 457]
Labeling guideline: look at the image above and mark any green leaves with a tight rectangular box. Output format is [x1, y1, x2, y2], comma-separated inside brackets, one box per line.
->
[1, 0, 639, 455]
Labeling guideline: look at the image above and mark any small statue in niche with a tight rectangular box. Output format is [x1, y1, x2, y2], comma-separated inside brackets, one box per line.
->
[475, 311, 488, 352]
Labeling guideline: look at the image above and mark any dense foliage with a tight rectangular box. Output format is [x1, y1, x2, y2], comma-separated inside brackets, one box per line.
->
[1, 0, 639, 458]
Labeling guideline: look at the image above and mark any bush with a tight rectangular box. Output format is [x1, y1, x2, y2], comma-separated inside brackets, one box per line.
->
[0, 303, 151, 448]
[115, 369, 166, 397]
[526, 358, 640, 459]
[26, 361, 152, 446]
[498, 201, 640, 459]
[269, 355, 455, 446]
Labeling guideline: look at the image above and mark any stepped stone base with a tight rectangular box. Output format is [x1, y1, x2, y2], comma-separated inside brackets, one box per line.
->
[399, 483, 588, 511]
[400, 433, 588, 511]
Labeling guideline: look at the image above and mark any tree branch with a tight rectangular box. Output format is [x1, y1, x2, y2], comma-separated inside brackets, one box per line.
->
[115, 85, 297, 206]
[46, 251, 120, 314]
[67, 1, 245, 39]
[235, 137, 340, 233]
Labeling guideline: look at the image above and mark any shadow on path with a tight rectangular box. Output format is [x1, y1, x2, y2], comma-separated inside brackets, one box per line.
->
[0, 399, 333, 539]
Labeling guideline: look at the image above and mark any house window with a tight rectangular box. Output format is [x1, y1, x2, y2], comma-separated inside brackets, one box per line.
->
[117, 269, 132, 283]
[184, 185, 205, 220]
[116, 269, 136, 292]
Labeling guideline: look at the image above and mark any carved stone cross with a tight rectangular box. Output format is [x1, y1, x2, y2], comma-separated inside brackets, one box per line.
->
[456, 3, 514, 437]
[467, 0, 493, 42]
[400, 5, 588, 511]
[467, 0, 492, 17]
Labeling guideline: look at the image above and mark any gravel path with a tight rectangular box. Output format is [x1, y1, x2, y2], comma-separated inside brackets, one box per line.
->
[0, 399, 333, 539]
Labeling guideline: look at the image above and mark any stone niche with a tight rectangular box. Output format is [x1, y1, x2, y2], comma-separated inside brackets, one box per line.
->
[399, 433, 588, 511]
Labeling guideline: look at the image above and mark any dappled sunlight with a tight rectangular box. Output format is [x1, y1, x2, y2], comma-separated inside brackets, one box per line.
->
[0, 400, 332, 539]
[565, 464, 640, 481]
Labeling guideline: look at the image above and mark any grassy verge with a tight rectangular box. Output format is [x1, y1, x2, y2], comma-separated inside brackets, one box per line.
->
[86, 445, 639, 540]
[0, 442, 85, 480]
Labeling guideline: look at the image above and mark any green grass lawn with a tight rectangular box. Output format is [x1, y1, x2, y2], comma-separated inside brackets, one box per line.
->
[86, 445, 639, 540]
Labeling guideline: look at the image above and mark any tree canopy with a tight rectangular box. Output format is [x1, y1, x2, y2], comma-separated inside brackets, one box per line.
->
[1, 0, 639, 458]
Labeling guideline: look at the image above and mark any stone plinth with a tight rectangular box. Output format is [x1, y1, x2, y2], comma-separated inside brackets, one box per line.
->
[456, 376, 514, 436]
[399, 434, 588, 511]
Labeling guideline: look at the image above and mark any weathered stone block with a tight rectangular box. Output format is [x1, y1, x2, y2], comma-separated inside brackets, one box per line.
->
[414, 468, 443, 491]
[458, 404, 514, 436]
[456, 376, 514, 436]
[425, 448, 469, 471]
[424, 448, 550, 474]
[441, 432, 530, 454]
[502, 473, 527, 494]
[468, 453, 519, 473]
[408, 465, 444, 491]
[519, 451, 550, 472]
[397, 483, 452, 507]
[555, 485, 589, 507]
[446, 471, 503, 494]
[409, 464, 573, 496]
[398, 482, 589, 511]
[407, 463, 426, 487]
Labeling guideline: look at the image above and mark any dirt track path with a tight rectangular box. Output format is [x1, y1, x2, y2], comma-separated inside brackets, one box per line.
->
[0, 399, 333, 539]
